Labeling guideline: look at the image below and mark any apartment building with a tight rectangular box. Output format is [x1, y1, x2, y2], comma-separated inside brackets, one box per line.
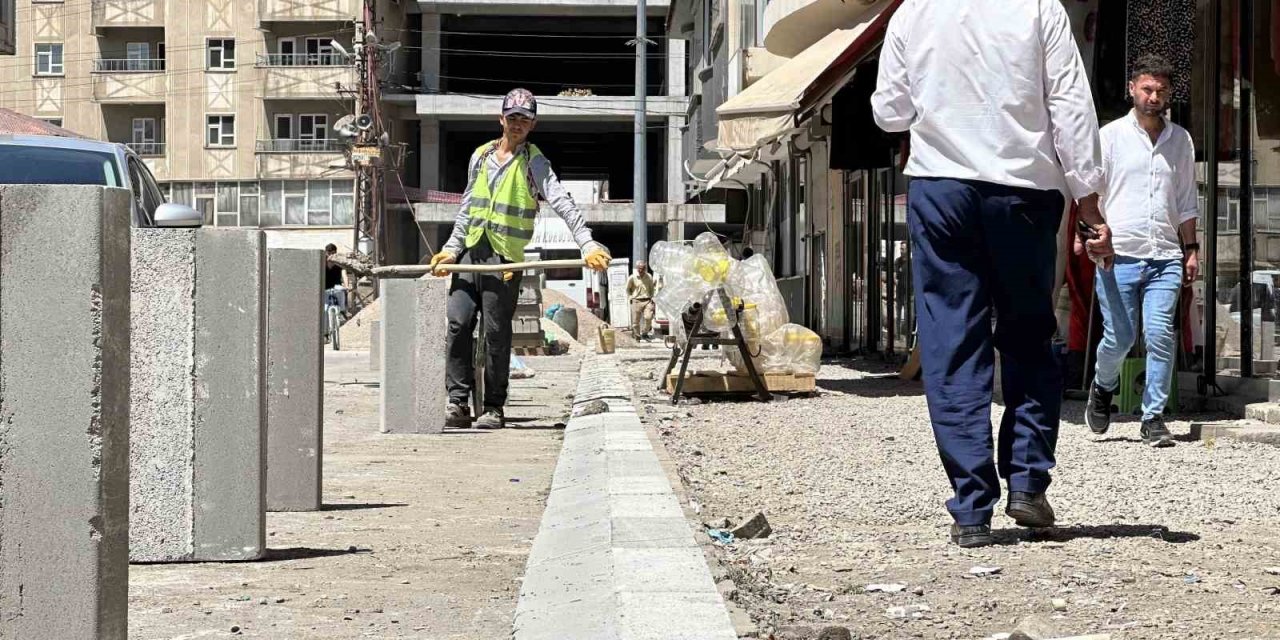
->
[0, 0, 404, 246]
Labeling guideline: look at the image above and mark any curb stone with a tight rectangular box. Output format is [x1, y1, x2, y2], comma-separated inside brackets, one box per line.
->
[513, 355, 738, 640]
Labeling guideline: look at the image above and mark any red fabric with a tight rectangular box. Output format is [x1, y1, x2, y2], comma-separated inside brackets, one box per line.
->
[1180, 283, 1195, 353]
[1066, 202, 1099, 352]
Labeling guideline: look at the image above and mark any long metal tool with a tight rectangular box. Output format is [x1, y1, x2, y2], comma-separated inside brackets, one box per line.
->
[370, 259, 587, 278]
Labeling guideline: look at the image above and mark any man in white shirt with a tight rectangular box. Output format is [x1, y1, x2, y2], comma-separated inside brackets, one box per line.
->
[1084, 54, 1198, 448]
[873, 0, 1114, 548]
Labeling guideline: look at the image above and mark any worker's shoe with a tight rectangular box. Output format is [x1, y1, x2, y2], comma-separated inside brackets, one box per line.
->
[949, 523, 992, 548]
[1141, 416, 1176, 448]
[445, 404, 472, 429]
[1085, 383, 1114, 435]
[474, 407, 504, 430]
[1006, 492, 1055, 528]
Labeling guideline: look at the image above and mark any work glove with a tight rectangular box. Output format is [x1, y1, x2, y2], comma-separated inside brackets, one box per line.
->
[584, 247, 612, 273]
[428, 250, 457, 276]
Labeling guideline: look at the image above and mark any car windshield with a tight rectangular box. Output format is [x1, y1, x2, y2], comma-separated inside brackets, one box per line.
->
[0, 145, 122, 187]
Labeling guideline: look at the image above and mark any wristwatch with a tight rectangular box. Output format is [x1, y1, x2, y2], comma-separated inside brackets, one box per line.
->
[1183, 242, 1200, 252]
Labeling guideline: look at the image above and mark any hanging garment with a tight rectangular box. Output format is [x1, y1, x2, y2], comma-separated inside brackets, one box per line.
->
[1126, 0, 1196, 104]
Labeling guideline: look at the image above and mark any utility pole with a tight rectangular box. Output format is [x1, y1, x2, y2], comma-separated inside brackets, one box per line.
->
[350, 0, 392, 309]
[632, 0, 648, 264]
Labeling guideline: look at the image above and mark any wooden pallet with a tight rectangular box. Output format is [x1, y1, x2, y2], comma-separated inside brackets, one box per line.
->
[665, 371, 817, 395]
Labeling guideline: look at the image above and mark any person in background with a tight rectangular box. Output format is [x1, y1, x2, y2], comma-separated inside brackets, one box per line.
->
[324, 243, 347, 314]
[872, 0, 1114, 548]
[429, 88, 611, 430]
[627, 260, 657, 340]
[1084, 54, 1200, 448]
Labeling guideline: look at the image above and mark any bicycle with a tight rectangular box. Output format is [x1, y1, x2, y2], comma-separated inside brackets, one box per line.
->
[324, 286, 347, 351]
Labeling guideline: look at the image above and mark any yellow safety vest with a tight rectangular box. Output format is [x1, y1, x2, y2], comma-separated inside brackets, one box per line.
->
[464, 141, 542, 262]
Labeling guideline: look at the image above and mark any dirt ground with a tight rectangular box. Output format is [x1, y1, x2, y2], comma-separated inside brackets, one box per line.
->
[622, 349, 1280, 640]
[128, 350, 581, 640]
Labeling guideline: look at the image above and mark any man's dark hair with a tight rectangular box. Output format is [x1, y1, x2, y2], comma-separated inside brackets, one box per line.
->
[325, 243, 338, 254]
[1130, 53, 1175, 83]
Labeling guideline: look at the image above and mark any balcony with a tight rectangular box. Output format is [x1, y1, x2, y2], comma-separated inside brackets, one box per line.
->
[256, 138, 344, 153]
[762, 0, 886, 57]
[258, 54, 355, 99]
[258, 0, 356, 22]
[256, 139, 349, 179]
[126, 142, 165, 157]
[91, 60, 167, 103]
[92, 0, 165, 31]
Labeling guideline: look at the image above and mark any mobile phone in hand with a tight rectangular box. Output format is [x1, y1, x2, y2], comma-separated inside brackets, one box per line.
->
[1076, 220, 1099, 240]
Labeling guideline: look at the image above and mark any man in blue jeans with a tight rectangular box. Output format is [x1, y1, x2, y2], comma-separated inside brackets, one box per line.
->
[1085, 54, 1200, 448]
[873, 0, 1114, 548]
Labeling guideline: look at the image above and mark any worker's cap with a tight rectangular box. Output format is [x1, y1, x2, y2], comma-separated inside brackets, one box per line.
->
[501, 88, 538, 119]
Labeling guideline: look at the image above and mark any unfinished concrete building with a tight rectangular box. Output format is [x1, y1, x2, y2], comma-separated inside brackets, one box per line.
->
[384, 0, 726, 263]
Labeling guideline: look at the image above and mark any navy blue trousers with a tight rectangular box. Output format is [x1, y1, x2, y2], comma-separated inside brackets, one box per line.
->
[908, 178, 1064, 526]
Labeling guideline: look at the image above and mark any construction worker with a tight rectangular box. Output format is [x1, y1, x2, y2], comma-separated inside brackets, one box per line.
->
[430, 88, 611, 429]
[626, 260, 656, 340]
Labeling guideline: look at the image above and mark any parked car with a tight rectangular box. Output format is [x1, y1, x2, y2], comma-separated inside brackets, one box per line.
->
[0, 134, 202, 228]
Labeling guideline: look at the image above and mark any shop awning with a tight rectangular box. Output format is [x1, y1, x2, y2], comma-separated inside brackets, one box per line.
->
[714, 0, 897, 153]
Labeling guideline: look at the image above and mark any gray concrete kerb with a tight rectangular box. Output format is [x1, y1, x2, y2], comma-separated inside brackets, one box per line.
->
[513, 354, 737, 640]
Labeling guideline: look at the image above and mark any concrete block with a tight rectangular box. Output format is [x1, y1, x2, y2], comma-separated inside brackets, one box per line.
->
[266, 249, 324, 512]
[1192, 421, 1280, 446]
[0, 185, 132, 639]
[370, 319, 381, 371]
[380, 276, 448, 433]
[130, 229, 266, 562]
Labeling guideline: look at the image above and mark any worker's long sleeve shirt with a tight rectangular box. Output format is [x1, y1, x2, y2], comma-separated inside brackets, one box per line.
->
[442, 143, 602, 257]
[1099, 111, 1199, 261]
[871, 0, 1104, 201]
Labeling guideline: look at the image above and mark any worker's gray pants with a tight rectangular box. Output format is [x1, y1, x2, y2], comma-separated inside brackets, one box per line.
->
[445, 238, 522, 409]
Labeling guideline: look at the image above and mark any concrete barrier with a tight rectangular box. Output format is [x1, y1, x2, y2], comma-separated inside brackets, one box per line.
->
[130, 229, 267, 562]
[370, 319, 382, 371]
[0, 185, 131, 638]
[266, 249, 324, 512]
[380, 277, 448, 434]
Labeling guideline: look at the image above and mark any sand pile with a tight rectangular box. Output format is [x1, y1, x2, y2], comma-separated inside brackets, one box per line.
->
[541, 289, 639, 350]
[339, 298, 381, 350]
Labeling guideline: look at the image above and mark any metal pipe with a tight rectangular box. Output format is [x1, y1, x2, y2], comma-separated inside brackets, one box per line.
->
[633, 0, 649, 264]
[1204, 0, 1222, 390]
[1240, 0, 1255, 378]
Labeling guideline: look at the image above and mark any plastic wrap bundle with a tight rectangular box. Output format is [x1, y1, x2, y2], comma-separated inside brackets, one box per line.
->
[759, 323, 822, 374]
[725, 255, 789, 338]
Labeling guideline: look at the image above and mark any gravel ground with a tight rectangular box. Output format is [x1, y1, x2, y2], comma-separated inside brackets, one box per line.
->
[622, 349, 1280, 640]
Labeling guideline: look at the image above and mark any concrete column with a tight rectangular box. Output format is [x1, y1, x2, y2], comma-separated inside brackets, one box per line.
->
[0, 185, 131, 639]
[130, 229, 267, 562]
[266, 249, 324, 512]
[380, 276, 449, 434]
[421, 12, 441, 92]
[667, 38, 686, 97]
[667, 116, 685, 205]
[421, 118, 440, 191]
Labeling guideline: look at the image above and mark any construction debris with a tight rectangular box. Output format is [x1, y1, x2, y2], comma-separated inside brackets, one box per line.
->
[731, 512, 772, 540]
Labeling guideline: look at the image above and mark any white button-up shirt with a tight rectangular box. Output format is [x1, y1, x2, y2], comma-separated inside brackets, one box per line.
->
[871, 0, 1104, 201]
[1099, 111, 1198, 261]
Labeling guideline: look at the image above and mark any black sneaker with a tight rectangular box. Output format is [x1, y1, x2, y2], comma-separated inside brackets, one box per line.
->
[950, 523, 993, 548]
[1006, 492, 1056, 528]
[474, 407, 505, 430]
[1085, 383, 1114, 435]
[1141, 416, 1175, 448]
[445, 404, 472, 428]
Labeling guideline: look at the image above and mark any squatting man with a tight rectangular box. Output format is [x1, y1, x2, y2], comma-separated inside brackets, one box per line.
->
[429, 88, 611, 430]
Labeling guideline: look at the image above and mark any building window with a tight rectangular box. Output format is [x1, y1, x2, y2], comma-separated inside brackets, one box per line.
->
[260, 180, 355, 227]
[206, 114, 235, 147]
[207, 38, 235, 70]
[39, 117, 62, 127]
[35, 43, 63, 75]
[298, 114, 328, 150]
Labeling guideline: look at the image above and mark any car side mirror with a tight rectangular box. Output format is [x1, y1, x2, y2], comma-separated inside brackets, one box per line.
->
[154, 203, 204, 228]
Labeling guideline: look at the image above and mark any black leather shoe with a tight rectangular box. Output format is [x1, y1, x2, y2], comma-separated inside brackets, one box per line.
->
[1006, 492, 1055, 528]
[1085, 383, 1114, 435]
[949, 523, 993, 548]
